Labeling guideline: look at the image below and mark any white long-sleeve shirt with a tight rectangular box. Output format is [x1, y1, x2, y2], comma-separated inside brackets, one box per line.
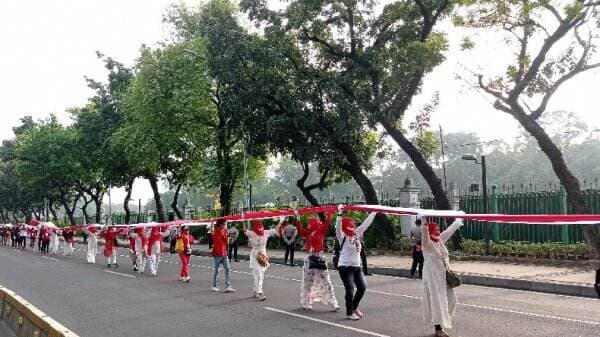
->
[335, 213, 376, 267]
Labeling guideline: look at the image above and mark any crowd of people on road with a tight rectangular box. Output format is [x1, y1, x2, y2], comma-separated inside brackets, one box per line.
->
[1, 208, 468, 337]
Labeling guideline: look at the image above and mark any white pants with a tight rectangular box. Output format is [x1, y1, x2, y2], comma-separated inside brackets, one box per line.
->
[50, 237, 59, 254]
[87, 236, 97, 263]
[62, 242, 73, 256]
[106, 248, 117, 265]
[136, 250, 146, 273]
[252, 267, 265, 294]
[148, 241, 161, 275]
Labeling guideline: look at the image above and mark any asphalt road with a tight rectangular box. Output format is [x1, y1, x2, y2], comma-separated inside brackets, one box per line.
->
[0, 244, 599, 337]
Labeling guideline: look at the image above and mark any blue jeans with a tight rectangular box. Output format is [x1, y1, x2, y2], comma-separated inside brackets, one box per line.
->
[213, 256, 231, 288]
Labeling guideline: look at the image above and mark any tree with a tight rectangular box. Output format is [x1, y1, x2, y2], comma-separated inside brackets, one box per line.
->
[71, 53, 135, 223]
[166, 0, 269, 216]
[459, 0, 600, 255]
[240, 0, 455, 213]
[13, 117, 83, 225]
[116, 39, 213, 222]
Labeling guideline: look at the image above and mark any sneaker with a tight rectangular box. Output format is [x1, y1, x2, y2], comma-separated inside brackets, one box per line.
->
[353, 309, 364, 318]
[107, 264, 111, 268]
[224, 286, 235, 293]
[331, 305, 341, 312]
[302, 305, 313, 310]
[184, 277, 190, 283]
[179, 277, 184, 282]
[258, 293, 266, 301]
[347, 313, 360, 321]
[211, 287, 220, 292]
[114, 263, 119, 268]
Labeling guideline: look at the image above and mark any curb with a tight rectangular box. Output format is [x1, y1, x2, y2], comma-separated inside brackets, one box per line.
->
[191, 249, 598, 299]
[0, 284, 79, 337]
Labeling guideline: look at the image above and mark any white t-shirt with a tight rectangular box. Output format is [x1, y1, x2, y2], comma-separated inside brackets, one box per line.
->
[335, 213, 376, 267]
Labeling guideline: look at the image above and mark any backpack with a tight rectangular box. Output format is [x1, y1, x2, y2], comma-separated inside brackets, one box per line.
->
[332, 237, 346, 270]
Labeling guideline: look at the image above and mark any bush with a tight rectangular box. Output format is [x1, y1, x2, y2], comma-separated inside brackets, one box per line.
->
[457, 239, 588, 260]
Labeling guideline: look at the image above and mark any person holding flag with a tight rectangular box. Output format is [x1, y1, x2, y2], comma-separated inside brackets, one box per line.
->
[176, 226, 194, 282]
[102, 226, 118, 268]
[421, 217, 464, 337]
[62, 227, 74, 256]
[241, 218, 284, 301]
[131, 226, 147, 273]
[84, 225, 98, 263]
[147, 225, 169, 276]
[296, 211, 340, 311]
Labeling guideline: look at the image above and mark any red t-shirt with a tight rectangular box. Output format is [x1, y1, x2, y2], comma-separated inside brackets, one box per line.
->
[211, 227, 228, 257]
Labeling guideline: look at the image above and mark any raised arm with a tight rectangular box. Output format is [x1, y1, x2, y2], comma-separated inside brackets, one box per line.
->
[440, 218, 464, 243]
[356, 212, 377, 239]
[295, 219, 307, 238]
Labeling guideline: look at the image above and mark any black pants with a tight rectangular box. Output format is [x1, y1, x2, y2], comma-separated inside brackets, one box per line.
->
[360, 246, 369, 273]
[411, 248, 424, 278]
[595, 269, 600, 299]
[228, 241, 238, 261]
[20, 236, 26, 249]
[41, 240, 49, 253]
[170, 237, 177, 253]
[284, 241, 295, 265]
[338, 266, 367, 316]
[208, 236, 212, 249]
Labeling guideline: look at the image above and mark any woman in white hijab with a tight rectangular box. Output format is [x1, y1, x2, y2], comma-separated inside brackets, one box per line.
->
[421, 217, 464, 337]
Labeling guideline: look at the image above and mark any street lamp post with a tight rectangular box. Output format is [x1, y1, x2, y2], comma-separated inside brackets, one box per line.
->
[461, 154, 493, 251]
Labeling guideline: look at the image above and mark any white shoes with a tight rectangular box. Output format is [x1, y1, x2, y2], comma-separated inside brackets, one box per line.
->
[211, 287, 220, 292]
[347, 313, 360, 320]
[224, 286, 235, 293]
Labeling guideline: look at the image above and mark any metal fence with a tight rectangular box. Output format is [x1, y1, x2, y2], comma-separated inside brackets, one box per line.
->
[72, 184, 600, 244]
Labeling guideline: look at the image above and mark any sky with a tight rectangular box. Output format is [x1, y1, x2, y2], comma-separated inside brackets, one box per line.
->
[1, 0, 599, 203]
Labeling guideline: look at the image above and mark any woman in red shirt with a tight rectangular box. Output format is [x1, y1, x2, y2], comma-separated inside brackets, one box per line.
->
[177, 226, 194, 283]
[296, 212, 340, 311]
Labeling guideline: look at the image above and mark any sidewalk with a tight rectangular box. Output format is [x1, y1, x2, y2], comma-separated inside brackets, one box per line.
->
[77, 238, 599, 298]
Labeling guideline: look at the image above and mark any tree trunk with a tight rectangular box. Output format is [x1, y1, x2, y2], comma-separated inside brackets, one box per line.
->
[48, 203, 58, 221]
[171, 183, 184, 219]
[381, 121, 464, 249]
[147, 175, 166, 223]
[123, 178, 134, 224]
[514, 113, 600, 257]
[81, 197, 92, 224]
[295, 162, 329, 207]
[334, 141, 395, 247]
[216, 119, 235, 216]
[92, 193, 103, 224]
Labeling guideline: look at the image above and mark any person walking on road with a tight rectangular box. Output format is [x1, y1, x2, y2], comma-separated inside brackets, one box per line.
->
[85, 226, 98, 263]
[62, 227, 74, 256]
[211, 219, 235, 293]
[410, 219, 424, 279]
[176, 226, 194, 282]
[102, 226, 118, 268]
[169, 226, 179, 254]
[49, 229, 60, 254]
[128, 230, 138, 271]
[282, 218, 297, 266]
[228, 225, 240, 262]
[421, 217, 464, 337]
[19, 224, 27, 249]
[296, 211, 340, 311]
[335, 207, 377, 320]
[147, 226, 169, 276]
[131, 226, 147, 273]
[242, 219, 283, 301]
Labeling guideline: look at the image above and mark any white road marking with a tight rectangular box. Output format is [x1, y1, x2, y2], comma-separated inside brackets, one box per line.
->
[41, 256, 59, 262]
[103, 270, 136, 278]
[459, 302, 600, 325]
[175, 260, 600, 326]
[265, 307, 391, 337]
